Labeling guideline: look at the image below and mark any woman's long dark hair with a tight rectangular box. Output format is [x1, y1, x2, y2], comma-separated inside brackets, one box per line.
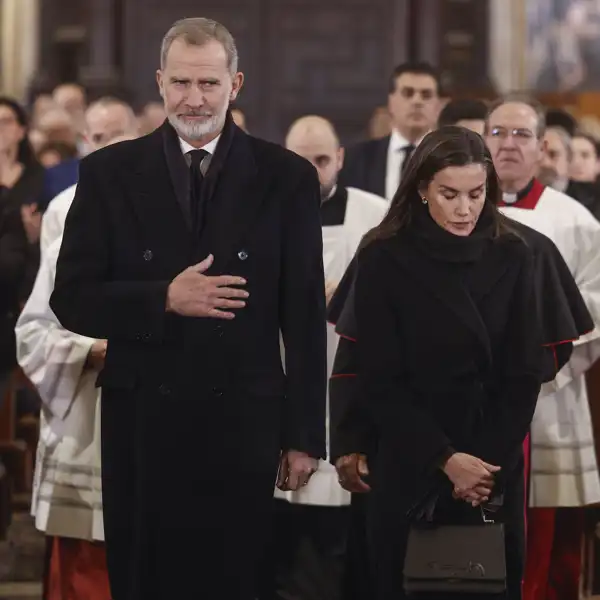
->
[0, 96, 36, 167]
[362, 126, 514, 247]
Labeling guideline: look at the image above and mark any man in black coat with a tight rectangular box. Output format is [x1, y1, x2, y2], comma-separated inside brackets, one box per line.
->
[50, 17, 327, 600]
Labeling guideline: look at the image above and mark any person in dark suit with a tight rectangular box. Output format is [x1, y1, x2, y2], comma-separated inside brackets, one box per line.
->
[339, 62, 441, 201]
[49, 17, 326, 600]
[335, 127, 546, 599]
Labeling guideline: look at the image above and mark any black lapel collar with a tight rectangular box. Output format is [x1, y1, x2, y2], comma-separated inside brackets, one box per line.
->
[127, 127, 192, 263]
[370, 136, 390, 198]
[198, 115, 262, 273]
[383, 235, 514, 367]
[161, 120, 192, 228]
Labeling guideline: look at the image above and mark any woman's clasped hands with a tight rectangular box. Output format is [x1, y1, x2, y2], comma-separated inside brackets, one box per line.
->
[442, 452, 501, 507]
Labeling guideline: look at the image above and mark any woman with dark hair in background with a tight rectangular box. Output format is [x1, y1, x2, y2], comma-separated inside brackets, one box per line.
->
[333, 126, 546, 599]
[0, 97, 44, 404]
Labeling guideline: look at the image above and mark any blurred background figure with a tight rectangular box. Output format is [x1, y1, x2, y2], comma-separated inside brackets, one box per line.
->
[541, 125, 600, 217]
[0, 96, 43, 415]
[340, 62, 441, 201]
[539, 125, 572, 191]
[571, 132, 600, 182]
[231, 107, 248, 132]
[16, 100, 138, 600]
[35, 108, 78, 149]
[28, 129, 48, 156]
[438, 97, 488, 135]
[36, 141, 79, 169]
[138, 100, 166, 134]
[30, 94, 56, 128]
[367, 106, 391, 139]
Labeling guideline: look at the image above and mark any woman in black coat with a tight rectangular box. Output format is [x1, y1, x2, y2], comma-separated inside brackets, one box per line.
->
[338, 127, 545, 600]
[0, 97, 44, 399]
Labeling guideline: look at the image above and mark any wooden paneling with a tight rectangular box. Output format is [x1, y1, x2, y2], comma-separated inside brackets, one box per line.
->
[37, 0, 409, 142]
[122, 0, 264, 112]
[265, 0, 402, 143]
[120, 0, 404, 143]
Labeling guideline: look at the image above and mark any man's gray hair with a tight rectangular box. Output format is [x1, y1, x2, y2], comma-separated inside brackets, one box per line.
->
[160, 18, 238, 74]
[485, 93, 547, 138]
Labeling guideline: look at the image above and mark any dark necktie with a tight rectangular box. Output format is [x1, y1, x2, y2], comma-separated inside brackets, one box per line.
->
[400, 144, 416, 178]
[188, 149, 209, 233]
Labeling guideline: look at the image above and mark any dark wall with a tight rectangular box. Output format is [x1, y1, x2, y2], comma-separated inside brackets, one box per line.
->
[36, 0, 410, 143]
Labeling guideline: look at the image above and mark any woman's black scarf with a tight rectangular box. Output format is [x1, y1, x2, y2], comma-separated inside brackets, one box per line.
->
[408, 199, 496, 264]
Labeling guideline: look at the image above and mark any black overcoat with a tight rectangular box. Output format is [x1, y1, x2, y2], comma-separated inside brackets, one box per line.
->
[341, 229, 545, 600]
[50, 117, 327, 600]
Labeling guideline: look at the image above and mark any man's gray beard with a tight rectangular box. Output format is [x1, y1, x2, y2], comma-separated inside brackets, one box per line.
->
[168, 110, 226, 141]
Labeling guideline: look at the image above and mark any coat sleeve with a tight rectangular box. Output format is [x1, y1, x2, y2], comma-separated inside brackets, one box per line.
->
[354, 244, 452, 475]
[473, 246, 543, 468]
[50, 156, 172, 342]
[279, 161, 327, 459]
[16, 238, 96, 421]
[329, 336, 378, 463]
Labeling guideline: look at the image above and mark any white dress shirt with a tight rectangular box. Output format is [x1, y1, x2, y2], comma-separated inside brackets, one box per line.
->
[385, 129, 425, 201]
[179, 134, 220, 176]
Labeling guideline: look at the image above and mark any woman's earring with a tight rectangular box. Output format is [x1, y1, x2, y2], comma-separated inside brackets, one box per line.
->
[421, 197, 428, 205]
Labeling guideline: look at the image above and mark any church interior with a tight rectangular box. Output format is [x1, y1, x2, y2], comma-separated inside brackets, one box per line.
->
[3, 0, 600, 598]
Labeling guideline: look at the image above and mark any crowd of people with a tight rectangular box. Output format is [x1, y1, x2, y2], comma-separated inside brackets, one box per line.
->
[1, 14, 600, 600]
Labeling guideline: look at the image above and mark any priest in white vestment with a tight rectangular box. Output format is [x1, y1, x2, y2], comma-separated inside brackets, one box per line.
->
[258, 116, 387, 600]
[15, 98, 138, 600]
[486, 96, 600, 600]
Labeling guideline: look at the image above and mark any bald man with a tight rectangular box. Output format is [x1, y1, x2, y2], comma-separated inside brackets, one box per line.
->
[16, 109, 138, 600]
[260, 116, 386, 600]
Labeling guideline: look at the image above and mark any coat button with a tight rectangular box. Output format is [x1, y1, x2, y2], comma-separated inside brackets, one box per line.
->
[158, 384, 170, 395]
[212, 387, 223, 397]
[237, 250, 248, 261]
[143, 249, 153, 261]
[214, 325, 224, 337]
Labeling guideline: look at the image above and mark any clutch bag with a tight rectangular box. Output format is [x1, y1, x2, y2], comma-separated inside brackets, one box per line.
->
[403, 504, 507, 594]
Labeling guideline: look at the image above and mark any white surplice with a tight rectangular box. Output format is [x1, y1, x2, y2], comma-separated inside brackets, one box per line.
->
[15, 185, 105, 540]
[501, 185, 600, 507]
[275, 186, 388, 506]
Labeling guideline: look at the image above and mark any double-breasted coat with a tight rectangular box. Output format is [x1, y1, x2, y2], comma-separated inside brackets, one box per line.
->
[336, 224, 545, 600]
[50, 115, 327, 600]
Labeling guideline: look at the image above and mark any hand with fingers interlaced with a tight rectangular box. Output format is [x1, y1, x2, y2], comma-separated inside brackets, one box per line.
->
[441, 452, 501, 507]
[166, 254, 249, 319]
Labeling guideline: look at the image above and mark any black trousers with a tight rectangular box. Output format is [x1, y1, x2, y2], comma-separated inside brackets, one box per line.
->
[257, 499, 350, 600]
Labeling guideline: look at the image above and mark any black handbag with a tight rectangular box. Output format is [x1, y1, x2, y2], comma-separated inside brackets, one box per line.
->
[403, 494, 507, 595]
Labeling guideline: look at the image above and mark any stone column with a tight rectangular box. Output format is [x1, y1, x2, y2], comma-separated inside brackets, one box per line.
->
[79, 0, 123, 98]
[1, 0, 40, 102]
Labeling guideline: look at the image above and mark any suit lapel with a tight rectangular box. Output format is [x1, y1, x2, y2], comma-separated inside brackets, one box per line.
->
[384, 237, 513, 367]
[200, 128, 262, 273]
[161, 121, 192, 229]
[127, 126, 192, 262]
